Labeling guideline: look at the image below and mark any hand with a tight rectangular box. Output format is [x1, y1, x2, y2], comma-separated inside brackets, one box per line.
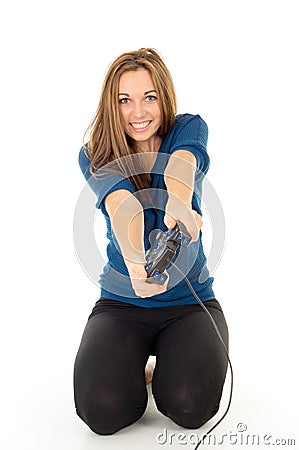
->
[124, 260, 168, 298]
[164, 194, 203, 242]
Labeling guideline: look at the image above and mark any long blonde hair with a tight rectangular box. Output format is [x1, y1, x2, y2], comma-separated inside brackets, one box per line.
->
[83, 48, 177, 191]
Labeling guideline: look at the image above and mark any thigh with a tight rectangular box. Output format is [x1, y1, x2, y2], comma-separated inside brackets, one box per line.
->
[74, 309, 153, 396]
[152, 300, 229, 418]
[73, 305, 157, 425]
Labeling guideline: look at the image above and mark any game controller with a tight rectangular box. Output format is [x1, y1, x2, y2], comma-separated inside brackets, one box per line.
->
[145, 221, 192, 284]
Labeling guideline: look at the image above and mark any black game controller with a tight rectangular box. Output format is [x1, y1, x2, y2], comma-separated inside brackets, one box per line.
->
[145, 221, 192, 285]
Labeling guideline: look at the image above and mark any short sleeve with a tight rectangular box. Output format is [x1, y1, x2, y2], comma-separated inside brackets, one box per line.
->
[170, 115, 210, 175]
[78, 146, 135, 211]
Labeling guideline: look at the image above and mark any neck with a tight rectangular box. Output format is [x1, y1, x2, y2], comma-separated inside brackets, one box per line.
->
[137, 136, 162, 153]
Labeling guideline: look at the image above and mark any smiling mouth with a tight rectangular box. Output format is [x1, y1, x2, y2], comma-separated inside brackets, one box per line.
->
[130, 120, 152, 131]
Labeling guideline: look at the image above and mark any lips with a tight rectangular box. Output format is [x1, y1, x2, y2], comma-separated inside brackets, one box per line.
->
[130, 120, 152, 131]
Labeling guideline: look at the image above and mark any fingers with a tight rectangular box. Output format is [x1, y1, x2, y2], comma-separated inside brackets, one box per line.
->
[175, 209, 202, 242]
[126, 261, 168, 298]
[136, 278, 168, 298]
[164, 213, 177, 230]
[124, 260, 147, 280]
[164, 196, 202, 242]
[164, 209, 202, 242]
[191, 210, 203, 242]
[130, 267, 147, 280]
[131, 272, 168, 298]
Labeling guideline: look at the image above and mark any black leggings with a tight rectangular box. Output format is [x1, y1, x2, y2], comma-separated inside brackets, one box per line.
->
[73, 298, 229, 435]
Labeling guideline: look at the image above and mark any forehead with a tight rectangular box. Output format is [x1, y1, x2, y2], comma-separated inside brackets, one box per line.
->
[118, 69, 155, 92]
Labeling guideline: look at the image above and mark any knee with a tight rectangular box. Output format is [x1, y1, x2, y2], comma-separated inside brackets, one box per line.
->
[155, 389, 220, 429]
[168, 402, 220, 429]
[75, 389, 147, 435]
[75, 392, 116, 435]
[76, 396, 119, 435]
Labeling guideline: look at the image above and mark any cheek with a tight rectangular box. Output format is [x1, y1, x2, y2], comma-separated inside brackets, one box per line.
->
[119, 109, 128, 127]
[155, 105, 162, 123]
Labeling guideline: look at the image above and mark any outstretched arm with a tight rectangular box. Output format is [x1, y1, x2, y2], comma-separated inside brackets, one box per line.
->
[105, 189, 168, 298]
[105, 189, 145, 266]
[164, 150, 203, 241]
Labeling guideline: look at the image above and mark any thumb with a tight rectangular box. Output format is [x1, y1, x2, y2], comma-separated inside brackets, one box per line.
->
[164, 213, 177, 229]
[130, 266, 147, 280]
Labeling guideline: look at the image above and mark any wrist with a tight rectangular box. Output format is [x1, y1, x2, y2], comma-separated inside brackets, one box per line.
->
[164, 175, 193, 208]
[166, 192, 192, 213]
[124, 258, 147, 280]
[124, 257, 146, 270]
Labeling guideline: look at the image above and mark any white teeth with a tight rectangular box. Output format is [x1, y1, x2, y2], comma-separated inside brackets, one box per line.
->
[131, 121, 151, 129]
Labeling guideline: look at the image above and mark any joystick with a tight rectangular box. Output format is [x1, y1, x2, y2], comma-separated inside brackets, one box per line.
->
[145, 221, 192, 284]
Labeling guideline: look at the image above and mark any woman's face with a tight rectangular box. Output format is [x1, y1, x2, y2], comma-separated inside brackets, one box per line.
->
[118, 69, 162, 151]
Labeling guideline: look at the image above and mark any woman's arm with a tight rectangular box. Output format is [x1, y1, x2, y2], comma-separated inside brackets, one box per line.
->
[105, 189, 168, 298]
[164, 150, 203, 241]
[105, 189, 146, 265]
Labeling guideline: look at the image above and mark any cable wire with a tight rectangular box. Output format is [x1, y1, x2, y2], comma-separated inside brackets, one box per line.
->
[171, 261, 234, 449]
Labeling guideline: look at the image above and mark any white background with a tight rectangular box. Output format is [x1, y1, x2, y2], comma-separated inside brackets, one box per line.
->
[1, 1, 298, 449]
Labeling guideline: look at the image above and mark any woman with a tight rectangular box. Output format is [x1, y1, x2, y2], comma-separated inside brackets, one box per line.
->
[74, 48, 228, 435]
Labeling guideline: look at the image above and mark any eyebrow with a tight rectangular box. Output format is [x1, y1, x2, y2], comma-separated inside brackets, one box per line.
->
[118, 90, 157, 96]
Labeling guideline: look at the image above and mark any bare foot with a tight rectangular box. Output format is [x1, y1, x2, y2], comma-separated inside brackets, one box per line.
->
[145, 361, 156, 385]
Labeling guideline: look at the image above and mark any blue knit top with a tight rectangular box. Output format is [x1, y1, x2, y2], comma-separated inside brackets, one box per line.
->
[78, 113, 216, 307]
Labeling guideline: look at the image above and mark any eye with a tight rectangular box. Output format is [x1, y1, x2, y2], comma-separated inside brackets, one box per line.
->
[145, 95, 157, 102]
[119, 98, 130, 105]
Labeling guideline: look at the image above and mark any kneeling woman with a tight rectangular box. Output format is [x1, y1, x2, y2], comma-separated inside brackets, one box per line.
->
[74, 48, 229, 435]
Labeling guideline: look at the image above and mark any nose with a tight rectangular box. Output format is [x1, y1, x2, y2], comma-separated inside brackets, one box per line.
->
[132, 100, 146, 119]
